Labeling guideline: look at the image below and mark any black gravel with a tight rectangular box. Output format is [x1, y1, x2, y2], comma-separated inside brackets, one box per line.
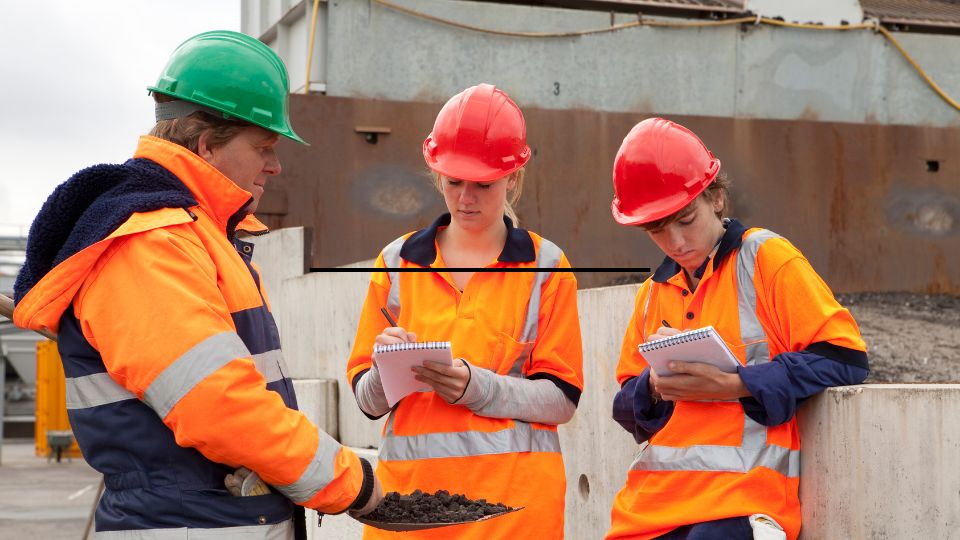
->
[364, 489, 512, 523]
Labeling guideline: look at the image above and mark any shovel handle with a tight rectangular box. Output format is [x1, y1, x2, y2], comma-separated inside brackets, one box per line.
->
[0, 292, 57, 341]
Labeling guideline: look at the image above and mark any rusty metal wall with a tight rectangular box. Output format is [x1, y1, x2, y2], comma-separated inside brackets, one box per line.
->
[256, 94, 959, 293]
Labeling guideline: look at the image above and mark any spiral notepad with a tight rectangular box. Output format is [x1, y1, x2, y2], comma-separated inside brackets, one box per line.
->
[638, 326, 740, 377]
[373, 341, 453, 406]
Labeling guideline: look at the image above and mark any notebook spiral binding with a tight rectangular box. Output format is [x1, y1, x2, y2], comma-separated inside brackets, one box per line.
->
[374, 341, 452, 354]
[639, 329, 711, 352]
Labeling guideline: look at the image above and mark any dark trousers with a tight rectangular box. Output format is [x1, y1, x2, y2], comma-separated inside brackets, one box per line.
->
[655, 516, 753, 540]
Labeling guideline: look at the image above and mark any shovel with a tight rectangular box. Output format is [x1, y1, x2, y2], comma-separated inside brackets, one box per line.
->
[356, 507, 523, 532]
[356, 502, 523, 532]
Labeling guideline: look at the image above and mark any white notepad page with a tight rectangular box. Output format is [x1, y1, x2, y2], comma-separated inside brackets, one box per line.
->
[373, 341, 454, 406]
[638, 326, 741, 377]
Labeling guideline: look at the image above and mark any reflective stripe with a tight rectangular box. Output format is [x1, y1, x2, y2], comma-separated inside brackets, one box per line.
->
[66, 373, 137, 409]
[506, 342, 534, 378]
[640, 283, 653, 341]
[630, 442, 800, 478]
[93, 519, 292, 539]
[252, 349, 287, 384]
[509, 238, 562, 376]
[273, 426, 341, 503]
[518, 238, 562, 343]
[736, 229, 780, 366]
[381, 236, 405, 321]
[742, 415, 768, 448]
[143, 332, 250, 419]
[380, 417, 560, 461]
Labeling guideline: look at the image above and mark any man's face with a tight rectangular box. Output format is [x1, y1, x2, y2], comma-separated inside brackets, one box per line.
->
[201, 127, 281, 213]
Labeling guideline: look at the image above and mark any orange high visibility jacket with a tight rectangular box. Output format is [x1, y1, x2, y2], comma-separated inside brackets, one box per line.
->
[14, 136, 372, 535]
[607, 224, 867, 540]
[347, 215, 584, 539]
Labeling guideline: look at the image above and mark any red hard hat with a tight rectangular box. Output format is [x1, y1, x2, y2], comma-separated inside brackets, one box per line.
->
[423, 84, 531, 182]
[611, 117, 721, 225]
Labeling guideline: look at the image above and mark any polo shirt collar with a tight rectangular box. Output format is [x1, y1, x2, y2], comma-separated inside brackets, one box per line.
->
[651, 218, 747, 283]
[399, 213, 536, 266]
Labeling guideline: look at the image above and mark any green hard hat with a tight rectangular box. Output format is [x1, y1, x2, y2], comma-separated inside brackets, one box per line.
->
[148, 30, 306, 145]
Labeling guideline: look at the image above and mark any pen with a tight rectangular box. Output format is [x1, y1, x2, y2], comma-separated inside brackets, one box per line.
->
[380, 307, 399, 328]
[661, 319, 672, 328]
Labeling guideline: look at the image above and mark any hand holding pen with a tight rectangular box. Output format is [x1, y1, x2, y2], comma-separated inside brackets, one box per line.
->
[649, 319, 681, 342]
[375, 307, 416, 346]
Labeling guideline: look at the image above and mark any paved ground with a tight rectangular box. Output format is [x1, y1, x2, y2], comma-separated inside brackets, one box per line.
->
[0, 438, 100, 539]
[0, 439, 367, 539]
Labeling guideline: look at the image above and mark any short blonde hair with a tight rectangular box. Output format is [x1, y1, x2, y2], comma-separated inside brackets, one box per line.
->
[148, 94, 249, 154]
[432, 169, 526, 226]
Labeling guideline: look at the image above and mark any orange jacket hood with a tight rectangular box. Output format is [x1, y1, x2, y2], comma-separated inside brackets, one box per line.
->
[14, 136, 268, 334]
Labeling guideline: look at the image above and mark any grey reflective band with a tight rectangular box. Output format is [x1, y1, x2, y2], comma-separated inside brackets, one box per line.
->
[640, 283, 653, 341]
[630, 441, 800, 478]
[93, 519, 293, 539]
[506, 342, 534, 378]
[742, 415, 768, 448]
[66, 373, 137, 410]
[379, 417, 561, 461]
[518, 238, 562, 343]
[252, 349, 288, 384]
[154, 100, 226, 122]
[381, 236, 405, 322]
[736, 229, 781, 366]
[274, 426, 342, 503]
[143, 332, 251, 419]
[509, 238, 562, 376]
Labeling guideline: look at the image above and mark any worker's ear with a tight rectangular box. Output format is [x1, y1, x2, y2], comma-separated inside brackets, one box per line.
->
[713, 193, 725, 214]
[197, 130, 215, 162]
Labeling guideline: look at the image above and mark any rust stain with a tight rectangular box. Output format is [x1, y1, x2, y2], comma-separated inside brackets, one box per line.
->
[269, 94, 960, 293]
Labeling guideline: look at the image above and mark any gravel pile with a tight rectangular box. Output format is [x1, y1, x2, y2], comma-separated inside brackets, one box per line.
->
[365, 489, 513, 524]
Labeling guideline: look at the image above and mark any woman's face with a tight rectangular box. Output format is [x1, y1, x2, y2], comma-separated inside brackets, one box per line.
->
[441, 174, 515, 232]
[645, 195, 726, 276]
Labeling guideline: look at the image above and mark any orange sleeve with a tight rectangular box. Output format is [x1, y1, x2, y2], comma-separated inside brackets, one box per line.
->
[758, 239, 867, 354]
[615, 279, 654, 385]
[346, 253, 392, 388]
[526, 253, 584, 390]
[75, 226, 363, 513]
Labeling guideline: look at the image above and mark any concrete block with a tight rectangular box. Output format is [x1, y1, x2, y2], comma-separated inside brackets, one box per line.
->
[276, 268, 372, 380]
[560, 284, 642, 539]
[292, 379, 339, 441]
[798, 384, 960, 540]
[337, 383, 387, 450]
[249, 226, 307, 329]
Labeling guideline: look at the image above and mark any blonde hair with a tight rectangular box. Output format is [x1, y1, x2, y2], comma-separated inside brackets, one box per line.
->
[148, 94, 249, 154]
[433, 169, 526, 226]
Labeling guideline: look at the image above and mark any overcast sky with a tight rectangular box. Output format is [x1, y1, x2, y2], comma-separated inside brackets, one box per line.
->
[0, 0, 240, 236]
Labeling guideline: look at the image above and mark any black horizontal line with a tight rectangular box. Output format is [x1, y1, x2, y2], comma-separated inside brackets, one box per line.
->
[309, 267, 651, 273]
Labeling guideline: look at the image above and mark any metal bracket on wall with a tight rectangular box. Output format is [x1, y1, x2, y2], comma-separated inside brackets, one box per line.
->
[355, 126, 392, 144]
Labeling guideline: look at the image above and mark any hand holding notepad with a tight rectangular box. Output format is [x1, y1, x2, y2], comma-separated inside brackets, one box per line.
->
[374, 341, 454, 406]
[638, 326, 741, 377]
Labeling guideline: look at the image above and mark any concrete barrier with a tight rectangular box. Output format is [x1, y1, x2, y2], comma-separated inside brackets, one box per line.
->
[251, 228, 959, 539]
[798, 385, 960, 539]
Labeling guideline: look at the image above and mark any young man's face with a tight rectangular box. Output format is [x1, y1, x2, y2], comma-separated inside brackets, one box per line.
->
[200, 127, 281, 213]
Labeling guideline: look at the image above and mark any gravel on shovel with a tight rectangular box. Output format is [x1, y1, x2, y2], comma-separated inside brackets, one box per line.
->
[364, 489, 513, 523]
